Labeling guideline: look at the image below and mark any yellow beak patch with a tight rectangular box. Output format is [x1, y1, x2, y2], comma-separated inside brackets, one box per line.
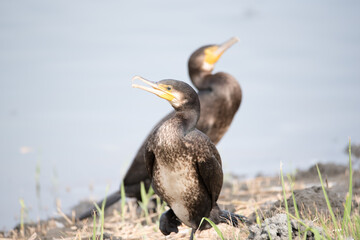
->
[204, 46, 223, 65]
[132, 76, 176, 102]
[157, 84, 175, 101]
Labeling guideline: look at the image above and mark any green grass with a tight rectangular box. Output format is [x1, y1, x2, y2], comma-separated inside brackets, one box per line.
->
[342, 138, 353, 235]
[286, 174, 300, 219]
[138, 181, 154, 224]
[339, 138, 359, 239]
[92, 210, 97, 240]
[199, 217, 224, 240]
[17, 141, 359, 240]
[155, 195, 167, 220]
[92, 185, 109, 240]
[19, 198, 27, 235]
[280, 162, 293, 240]
[287, 173, 307, 238]
[312, 138, 359, 239]
[264, 221, 273, 240]
[316, 164, 340, 238]
[286, 212, 322, 239]
[278, 139, 359, 240]
[280, 165, 323, 239]
[254, 208, 262, 227]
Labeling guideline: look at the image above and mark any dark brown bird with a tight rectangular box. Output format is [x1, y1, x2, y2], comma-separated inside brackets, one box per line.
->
[78, 37, 242, 220]
[132, 76, 246, 239]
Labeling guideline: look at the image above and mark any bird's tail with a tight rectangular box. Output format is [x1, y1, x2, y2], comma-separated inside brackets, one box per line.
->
[77, 191, 122, 221]
[219, 210, 253, 226]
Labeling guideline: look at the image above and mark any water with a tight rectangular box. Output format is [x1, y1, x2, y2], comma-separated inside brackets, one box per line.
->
[1, 0, 359, 231]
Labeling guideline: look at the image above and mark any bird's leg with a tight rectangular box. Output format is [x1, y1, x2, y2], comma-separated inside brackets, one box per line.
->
[220, 210, 253, 226]
[159, 209, 182, 236]
[189, 228, 196, 240]
[232, 212, 252, 226]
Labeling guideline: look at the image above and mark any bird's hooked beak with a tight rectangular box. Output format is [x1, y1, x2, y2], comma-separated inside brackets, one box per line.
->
[204, 36, 239, 65]
[132, 76, 175, 101]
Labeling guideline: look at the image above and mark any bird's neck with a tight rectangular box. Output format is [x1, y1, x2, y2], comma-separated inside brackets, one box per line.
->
[156, 109, 198, 148]
[174, 108, 199, 135]
[189, 69, 213, 90]
[192, 72, 241, 98]
[160, 107, 199, 139]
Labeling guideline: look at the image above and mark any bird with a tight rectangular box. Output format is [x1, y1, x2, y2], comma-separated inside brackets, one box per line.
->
[77, 37, 242, 220]
[188, 37, 241, 144]
[132, 76, 247, 239]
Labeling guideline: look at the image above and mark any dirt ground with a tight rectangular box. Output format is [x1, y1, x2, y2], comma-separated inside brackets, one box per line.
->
[2, 162, 359, 240]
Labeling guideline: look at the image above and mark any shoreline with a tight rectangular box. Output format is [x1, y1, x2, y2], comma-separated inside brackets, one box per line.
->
[2, 161, 359, 239]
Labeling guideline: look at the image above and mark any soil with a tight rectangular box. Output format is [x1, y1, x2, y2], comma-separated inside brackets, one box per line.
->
[4, 162, 360, 240]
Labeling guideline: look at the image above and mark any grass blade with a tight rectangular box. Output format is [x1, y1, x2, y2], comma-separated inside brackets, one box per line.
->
[265, 221, 273, 240]
[156, 196, 167, 220]
[342, 138, 353, 235]
[355, 215, 360, 238]
[138, 181, 154, 224]
[93, 185, 109, 240]
[287, 174, 300, 219]
[316, 164, 341, 239]
[254, 208, 261, 227]
[199, 217, 224, 240]
[92, 211, 97, 240]
[280, 162, 292, 240]
[19, 198, 26, 236]
[286, 212, 322, 239]
[100, 186, 109, 240]
[317, 214, 332, 239]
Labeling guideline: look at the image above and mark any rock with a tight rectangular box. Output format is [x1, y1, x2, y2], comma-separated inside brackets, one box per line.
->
[247, 214, 323, 240]
[249, 185, 358, 222]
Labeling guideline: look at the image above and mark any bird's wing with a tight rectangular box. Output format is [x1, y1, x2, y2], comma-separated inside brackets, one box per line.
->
[144, 141, 155, 178]
[186, 130, 223, 204]
[197, 154, 223, 204]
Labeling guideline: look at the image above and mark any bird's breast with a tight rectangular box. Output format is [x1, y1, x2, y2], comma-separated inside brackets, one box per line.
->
[152, 157, 207, 228]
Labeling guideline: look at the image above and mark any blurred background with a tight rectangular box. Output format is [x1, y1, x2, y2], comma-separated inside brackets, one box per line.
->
[1, 0, 359, 231]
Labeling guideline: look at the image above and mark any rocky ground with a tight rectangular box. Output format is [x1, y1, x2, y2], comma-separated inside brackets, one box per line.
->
[2, 162, 359, 240]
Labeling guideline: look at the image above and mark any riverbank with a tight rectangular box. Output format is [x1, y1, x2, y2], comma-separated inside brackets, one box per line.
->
[3, 162, 359, 239]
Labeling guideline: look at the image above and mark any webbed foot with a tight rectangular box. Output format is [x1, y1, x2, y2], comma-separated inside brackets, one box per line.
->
[159, 209, 182, 235]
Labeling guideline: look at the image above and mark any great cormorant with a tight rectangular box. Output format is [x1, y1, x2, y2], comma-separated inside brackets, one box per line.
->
[77, 37, 242, 220]
[132, 76, 246, 239]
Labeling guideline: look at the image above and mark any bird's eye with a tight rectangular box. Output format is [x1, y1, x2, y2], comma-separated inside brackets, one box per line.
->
[166, 86, 172, 91]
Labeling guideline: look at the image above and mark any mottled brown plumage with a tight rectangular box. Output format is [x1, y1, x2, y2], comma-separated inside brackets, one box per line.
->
[132, 77, 246, 239]
[77, 38, 241, 220]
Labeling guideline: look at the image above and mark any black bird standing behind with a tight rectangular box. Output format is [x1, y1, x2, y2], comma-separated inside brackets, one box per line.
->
[188, 37, 241, 144]
[132, 76, 246, 239]
[77, 37, 242, 220]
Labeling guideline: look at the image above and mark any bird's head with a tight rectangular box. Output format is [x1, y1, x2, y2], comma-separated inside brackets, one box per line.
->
[188, 37, 239, 73]
[132, 76, 199, 111]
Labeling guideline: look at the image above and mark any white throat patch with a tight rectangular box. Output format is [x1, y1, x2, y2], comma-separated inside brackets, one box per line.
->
[201, 62, 214, 72]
